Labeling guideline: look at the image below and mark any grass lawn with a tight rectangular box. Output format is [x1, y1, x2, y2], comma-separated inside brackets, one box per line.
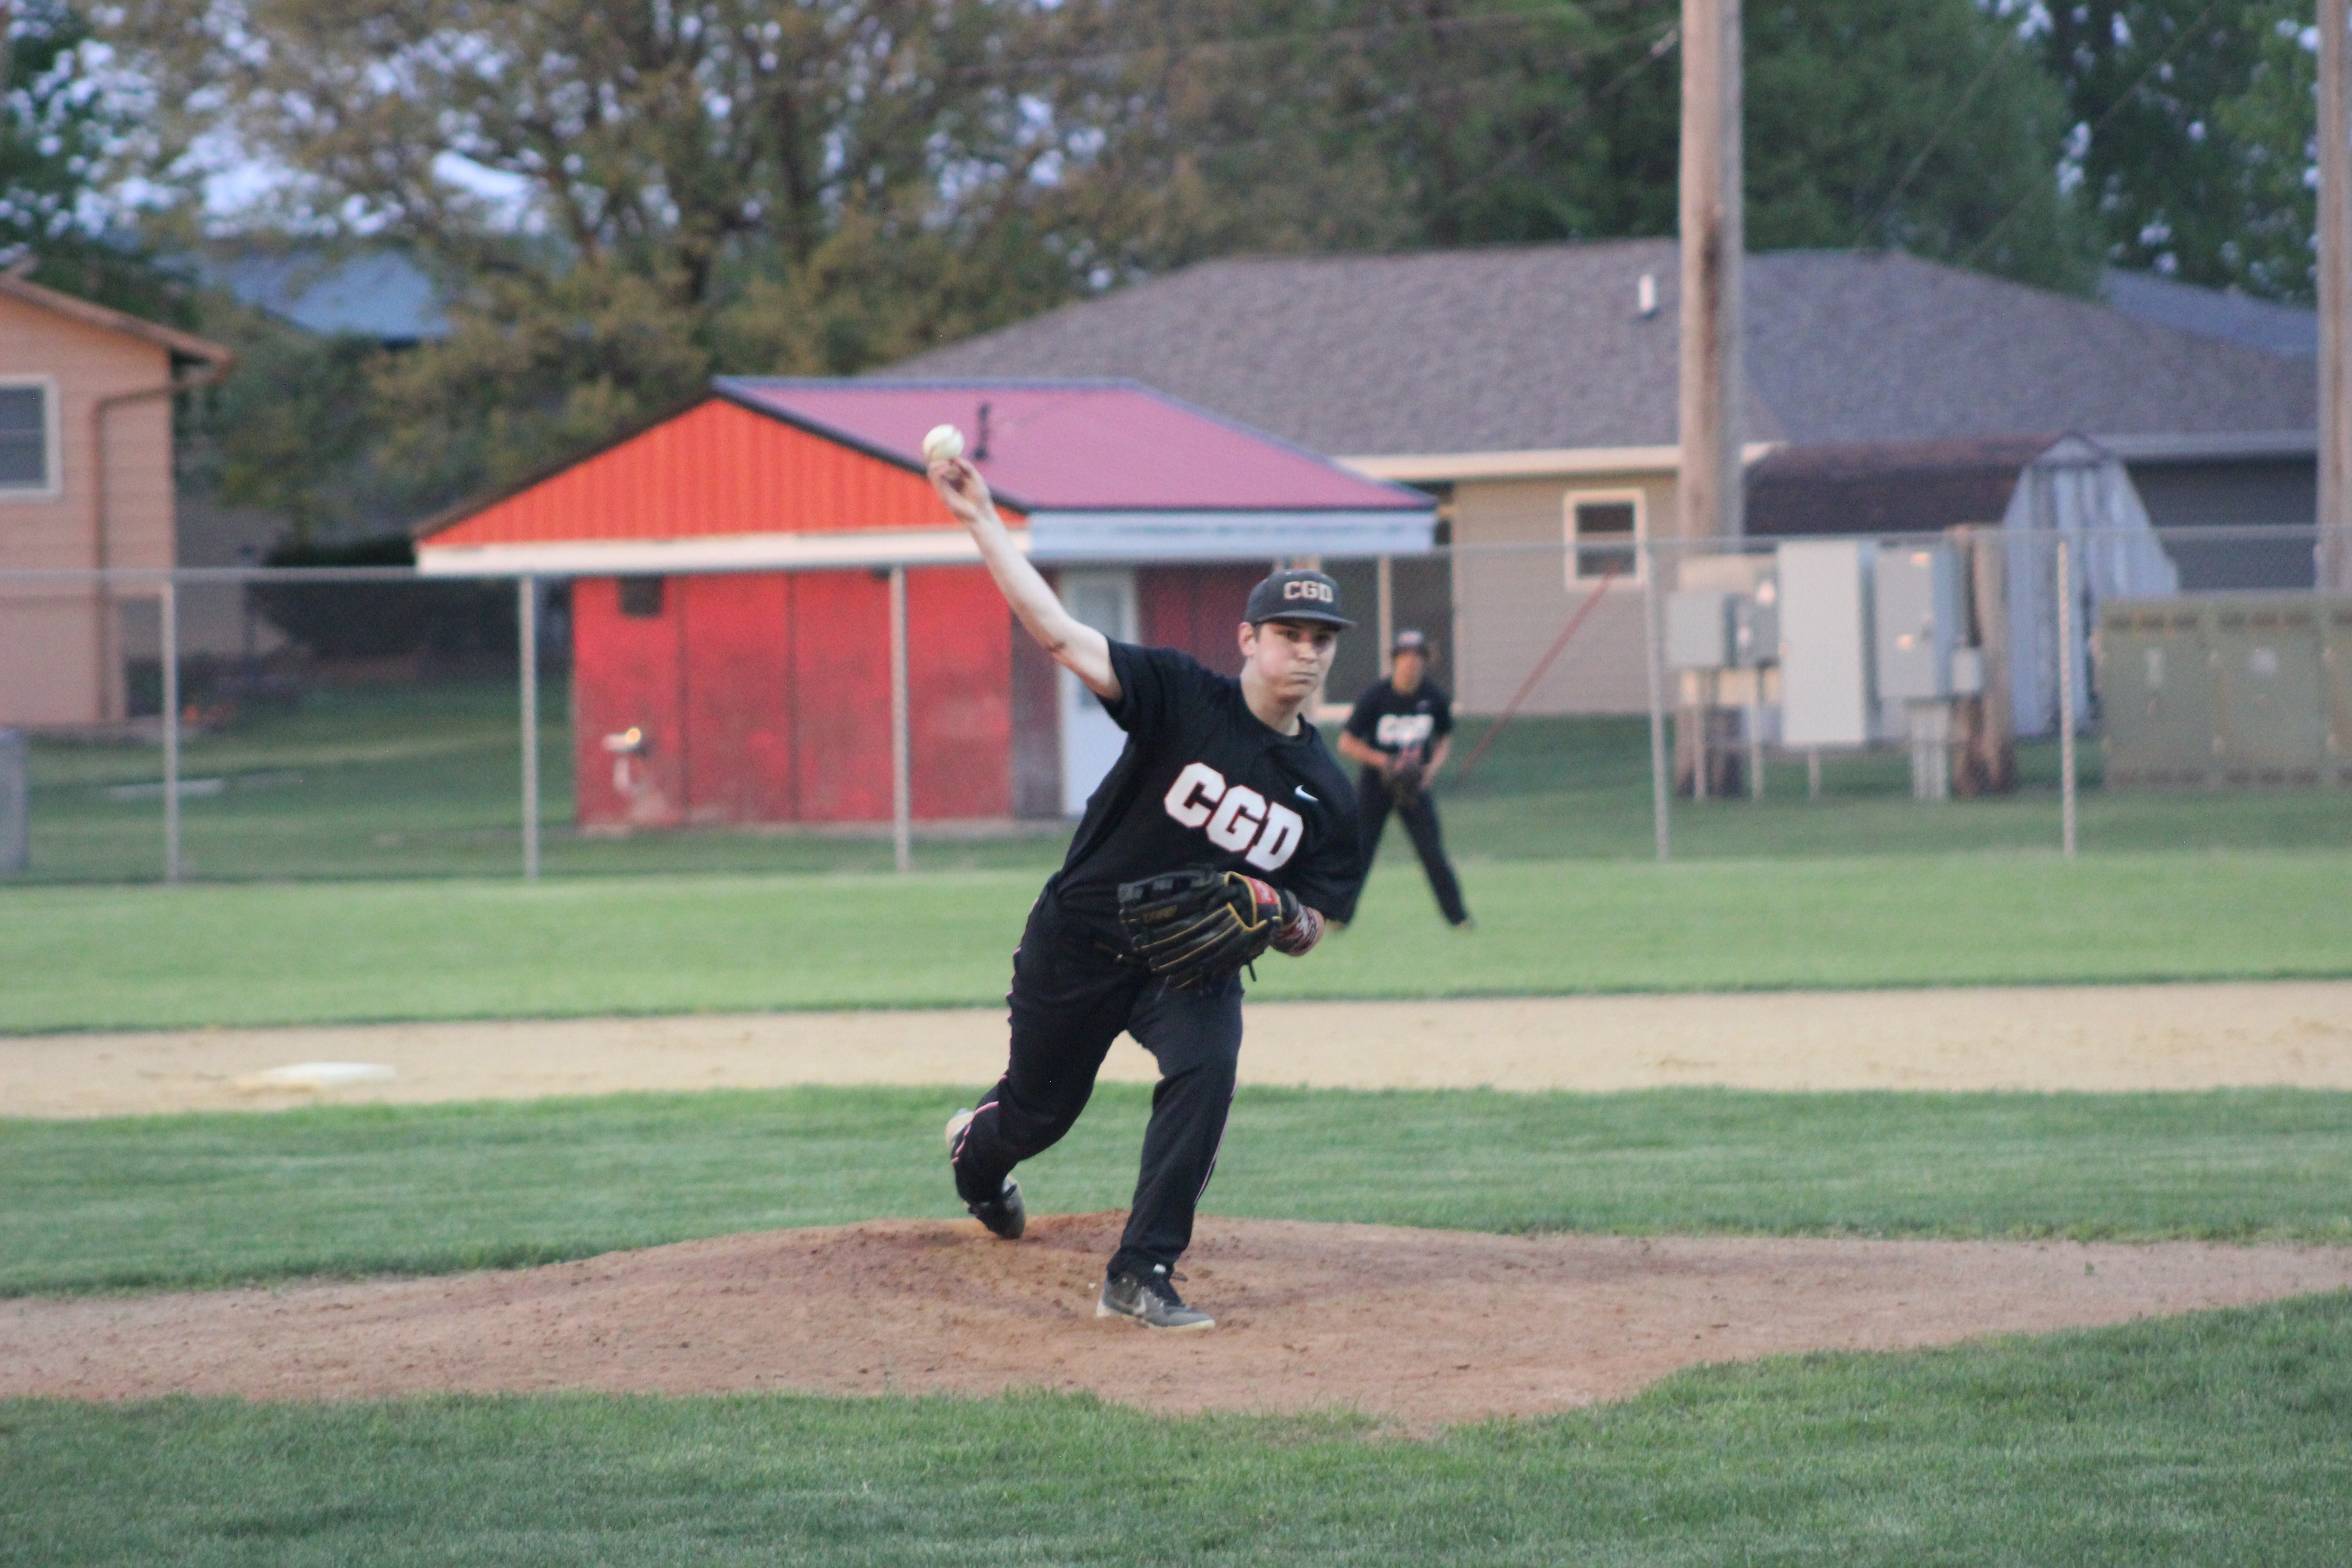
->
[4, 849, 2351, 1033]
[8, 1086, 2350, 1296]
[6, 1293, 2351, 1565]
[24, 681, 2352, 885]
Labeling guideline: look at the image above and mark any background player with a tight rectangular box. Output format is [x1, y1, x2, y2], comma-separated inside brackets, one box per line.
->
[928, 450, 1363, 1332]
[1337, 628, 1472, 928]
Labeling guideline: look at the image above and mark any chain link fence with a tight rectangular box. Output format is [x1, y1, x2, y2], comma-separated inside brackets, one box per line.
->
[1, 523, 2347, 885]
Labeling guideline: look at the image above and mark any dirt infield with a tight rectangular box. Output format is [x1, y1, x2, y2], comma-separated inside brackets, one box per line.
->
[10, 982, 2351, 1424]
[8, 1215, 2349, 1429]
[8, 980, 2352, 1117]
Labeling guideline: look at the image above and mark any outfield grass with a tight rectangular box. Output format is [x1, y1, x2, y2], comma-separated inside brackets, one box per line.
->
[4, 849, 2350, 1033]
[9, 1086, 2349, 1297]
[6, 1292, 2351, 1565]
[25, 679, 1064, 885]
[25, 680, 2352, 886]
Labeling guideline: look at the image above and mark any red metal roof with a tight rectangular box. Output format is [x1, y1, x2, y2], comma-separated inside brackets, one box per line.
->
[423, 397, 1017, 548]
[718, 378, 1426, 512]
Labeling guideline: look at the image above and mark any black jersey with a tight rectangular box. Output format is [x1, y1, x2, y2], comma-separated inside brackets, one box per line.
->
[1344, 677, 1455, 757]
[1048, 641, 1364, 928]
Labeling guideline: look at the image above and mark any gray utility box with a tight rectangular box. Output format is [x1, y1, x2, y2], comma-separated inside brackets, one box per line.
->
[1666, 588, 1779, 671]
[1872, 544, 1967, 701]
[1777, 540, 1877, 746]
[2100, 593, 2352, 788]
[1666, 590, 1735, 670]
[0, 728, 24, 876]
[1734, 589, 1778, 668]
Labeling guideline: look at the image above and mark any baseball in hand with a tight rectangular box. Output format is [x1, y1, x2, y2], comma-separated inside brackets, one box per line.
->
[922, 424, 966, 464]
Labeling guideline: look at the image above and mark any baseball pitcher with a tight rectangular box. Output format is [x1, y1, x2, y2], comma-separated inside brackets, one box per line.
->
[928, 451, 1364, 1332]
[1337, 628, 1472, 927]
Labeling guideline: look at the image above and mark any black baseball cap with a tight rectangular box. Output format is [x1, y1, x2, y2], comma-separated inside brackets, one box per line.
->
[1392, 628, 1430, 654]
[1244, 568, 1354, 628]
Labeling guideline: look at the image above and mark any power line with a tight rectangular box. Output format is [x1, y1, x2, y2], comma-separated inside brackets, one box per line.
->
[1426, 20, 1678, 217]
[1850, 24, 2024, 250]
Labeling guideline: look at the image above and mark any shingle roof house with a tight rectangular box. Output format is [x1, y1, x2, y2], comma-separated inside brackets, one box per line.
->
[890, 242, 2317, 715]
[892, 241, 2312, 462]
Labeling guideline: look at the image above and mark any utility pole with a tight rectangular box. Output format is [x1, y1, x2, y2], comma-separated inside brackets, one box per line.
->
[1674, 0, 1744, 797]
[2322, 0, 2352, 591]
[1678, 0, 1743, 550]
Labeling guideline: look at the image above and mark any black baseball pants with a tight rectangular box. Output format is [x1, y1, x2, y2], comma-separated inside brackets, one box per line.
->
[950, 891, 1242, 1281]
[1356, 768, 1471, 926]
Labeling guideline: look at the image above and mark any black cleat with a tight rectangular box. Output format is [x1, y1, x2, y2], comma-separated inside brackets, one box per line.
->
[1096, 1264, 1214, 1331]
[966, 1176, 1026, 1240]
[945, 1108, 1025, 1239]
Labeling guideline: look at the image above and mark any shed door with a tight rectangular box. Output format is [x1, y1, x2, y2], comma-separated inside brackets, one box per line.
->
[1058, 569, 1137, 814]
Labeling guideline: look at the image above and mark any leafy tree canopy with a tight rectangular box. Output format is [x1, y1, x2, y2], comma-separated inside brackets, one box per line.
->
[2041, 0, 2321, 300]
[110, 0, 2103, 510]
[2, 0, 188, 319]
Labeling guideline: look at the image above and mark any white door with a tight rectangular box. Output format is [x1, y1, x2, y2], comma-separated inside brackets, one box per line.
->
[1058, 569, 1138, 814]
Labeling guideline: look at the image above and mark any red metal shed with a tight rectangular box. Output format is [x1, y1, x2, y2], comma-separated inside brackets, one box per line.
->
[417, 379, 1434, 831]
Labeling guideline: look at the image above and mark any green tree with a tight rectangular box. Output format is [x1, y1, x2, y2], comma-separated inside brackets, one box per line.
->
[2209, 3, 2322, 299]
[114, 0, 1093, 497]
[1046, 0, 2093, 290]
[2039, 0, 2318, 299]
[2, 0, 188, 318]
[174, 298, 404, 544]
[1744, 0, 2093, 289]
[112, 0, 2107, 514]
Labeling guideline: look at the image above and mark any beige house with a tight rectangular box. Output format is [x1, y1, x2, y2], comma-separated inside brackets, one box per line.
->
[0, 271, 234, 726]
[892, 240, 2317, 715]
[1339, 446, 1757, 715]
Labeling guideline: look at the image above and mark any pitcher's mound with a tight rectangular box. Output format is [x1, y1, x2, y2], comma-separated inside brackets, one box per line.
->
[9, 1215, 2351, 1429]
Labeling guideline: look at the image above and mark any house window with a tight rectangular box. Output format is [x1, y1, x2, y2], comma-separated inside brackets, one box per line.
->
[618, 576, 666, 617]
[1566, 490, 1642, 582]
[0, 382, 56, 496]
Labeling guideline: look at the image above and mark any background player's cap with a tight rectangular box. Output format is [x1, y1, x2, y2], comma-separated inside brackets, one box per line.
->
[1392, 628, 1429, 654]
[1244, 568, 1355, 628]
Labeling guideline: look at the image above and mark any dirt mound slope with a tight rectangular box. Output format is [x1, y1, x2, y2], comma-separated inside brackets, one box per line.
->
[9, 1216, 2351, 1429]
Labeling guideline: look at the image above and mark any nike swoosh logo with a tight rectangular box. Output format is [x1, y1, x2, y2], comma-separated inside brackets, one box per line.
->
[1294, 786, 1318, 802]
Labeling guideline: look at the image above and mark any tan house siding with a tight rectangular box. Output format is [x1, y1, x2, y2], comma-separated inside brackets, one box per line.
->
[0, 291, 180, 725]
[1447, 470, 1673, 715]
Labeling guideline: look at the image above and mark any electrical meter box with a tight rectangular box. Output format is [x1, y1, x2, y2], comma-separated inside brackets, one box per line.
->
[1666, 587, 1780, 671]
[1872, 544, 1966, 701]
[2101, 601, 2218, 787]
[1666, 590, 1735, 669]
[2101, 594, 2352, 789]
[1732, 586, 1779, 668]
[1777, 540, 1877, 746]
[2210, 598, 2327, 783]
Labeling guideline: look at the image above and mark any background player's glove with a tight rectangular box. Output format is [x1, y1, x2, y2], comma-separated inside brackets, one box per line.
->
[1117, 868, 1297, 987]
[1387, 752, 1427, 804]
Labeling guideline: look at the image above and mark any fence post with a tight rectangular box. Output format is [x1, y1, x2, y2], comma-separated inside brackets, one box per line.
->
[889, 564, 912, 874]
[519, 575, 540, 882]
[1640, 534, 1671, 860]
[1376, 553, 1394, 677]
[161, 577, 181, 884]
[2055, 534, 2078, 858]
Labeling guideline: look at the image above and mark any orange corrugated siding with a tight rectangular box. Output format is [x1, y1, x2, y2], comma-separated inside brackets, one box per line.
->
[431, 397, 1017, 545]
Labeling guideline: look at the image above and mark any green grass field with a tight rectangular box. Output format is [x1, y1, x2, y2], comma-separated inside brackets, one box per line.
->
[14, 681, 2352, 1561]
[7, 1086, 2352, 1297]
[23, 680, 2352, 884]
[6, 1084, 2352, 1562]
[9, 1292, 2352, 1566]
[4, 850, 2350, 1032]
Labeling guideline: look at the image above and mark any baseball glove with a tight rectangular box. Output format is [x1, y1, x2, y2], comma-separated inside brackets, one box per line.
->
[1117, 867, 1298, 987]
[1387, 754, 1427, 804]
